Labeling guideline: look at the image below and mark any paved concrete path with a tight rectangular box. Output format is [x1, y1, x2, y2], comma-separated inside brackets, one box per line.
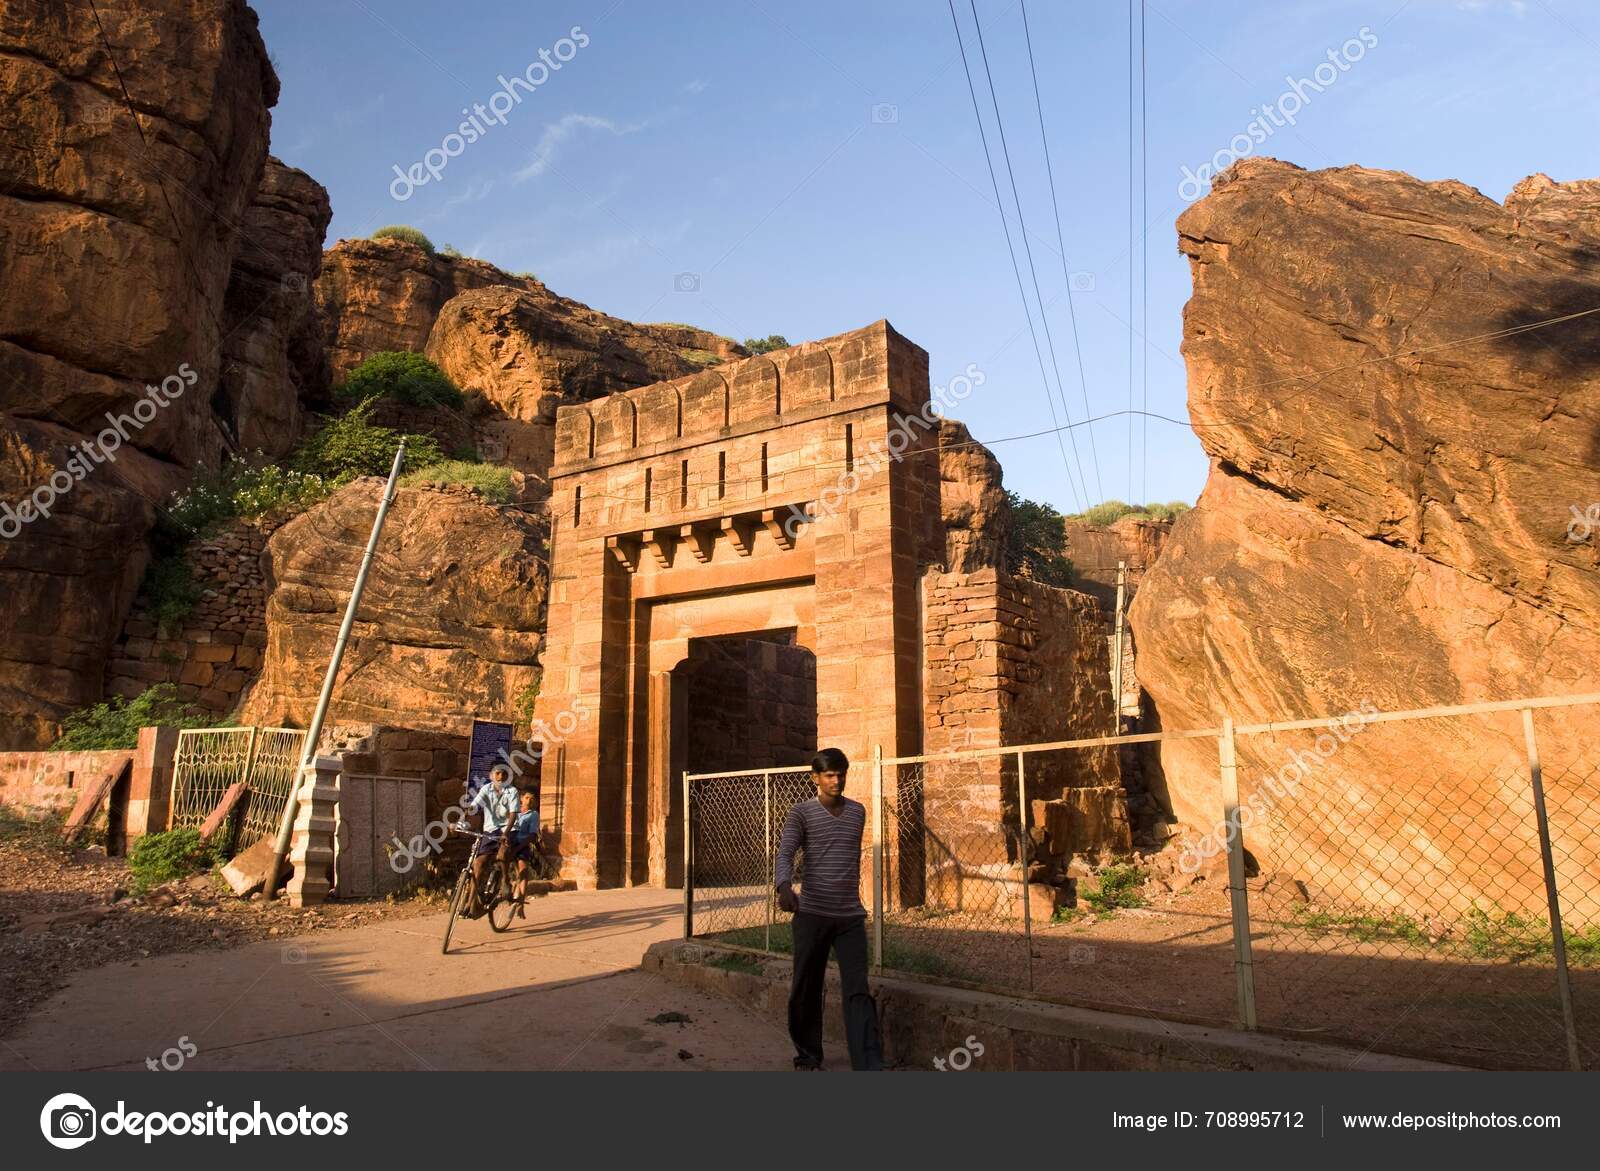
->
[0, 889, 797, 1072]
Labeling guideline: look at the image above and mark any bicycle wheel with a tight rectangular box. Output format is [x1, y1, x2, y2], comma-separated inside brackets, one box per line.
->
[441, 867, 473, 954]
[487, 866, 516, 932]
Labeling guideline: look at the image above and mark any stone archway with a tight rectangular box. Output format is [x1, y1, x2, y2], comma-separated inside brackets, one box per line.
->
[534, 321, 943, 889]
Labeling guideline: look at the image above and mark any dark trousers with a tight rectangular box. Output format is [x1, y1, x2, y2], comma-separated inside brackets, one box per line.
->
[788, 911, 883, 1070]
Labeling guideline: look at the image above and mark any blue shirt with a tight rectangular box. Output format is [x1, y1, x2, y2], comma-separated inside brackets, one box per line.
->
[512, 809, 539, 844]
[469, 781, 520, 832]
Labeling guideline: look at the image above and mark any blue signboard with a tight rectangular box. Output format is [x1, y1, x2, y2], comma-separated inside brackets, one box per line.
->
[466, 719, 515, 800]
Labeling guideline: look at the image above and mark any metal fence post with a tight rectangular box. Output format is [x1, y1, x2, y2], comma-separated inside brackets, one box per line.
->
[1218, 716, 1258, 1030]
[871, 745, 884, 972]
[681, 770, 693, 941]
[764, 770, 773, 954]
[1522, 708, 1583, 1071]
[1017, 750, 1034, 993]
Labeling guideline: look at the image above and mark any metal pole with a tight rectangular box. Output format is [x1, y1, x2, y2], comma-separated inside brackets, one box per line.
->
[1218, 715, 1257, 1029]
[682, 770, 694, 940]
[764, 770, 773, 954]
[1017, 750, 1034, 993]
[264, 442, 406, 897]
[871, 745, 884, 972]
[1110, 561, 1127, 728]
[1523, 708, 1582, 1070]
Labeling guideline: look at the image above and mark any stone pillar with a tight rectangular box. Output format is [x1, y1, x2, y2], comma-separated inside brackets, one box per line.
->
[285, 755, 341, 907]
[126, 725, 179, 839]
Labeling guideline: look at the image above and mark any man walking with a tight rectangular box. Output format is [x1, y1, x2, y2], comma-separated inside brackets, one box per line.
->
[775, 747, 883, 1071]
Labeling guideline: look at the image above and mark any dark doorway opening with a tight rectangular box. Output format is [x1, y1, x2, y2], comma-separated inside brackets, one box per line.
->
[665, 629, 817, 887]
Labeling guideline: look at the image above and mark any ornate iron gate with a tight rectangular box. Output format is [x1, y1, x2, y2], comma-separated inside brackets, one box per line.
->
[170, 725, 309, 850]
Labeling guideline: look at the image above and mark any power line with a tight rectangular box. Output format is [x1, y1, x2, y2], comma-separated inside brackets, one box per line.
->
[945, 0, 1089, 512]
[967, 0, 1097, 510]
[1018, 0, 1105, 504]
[514, 302, 1600, 521]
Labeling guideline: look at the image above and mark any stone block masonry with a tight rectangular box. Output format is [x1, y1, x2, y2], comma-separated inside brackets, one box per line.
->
[105, 518, 281, 714]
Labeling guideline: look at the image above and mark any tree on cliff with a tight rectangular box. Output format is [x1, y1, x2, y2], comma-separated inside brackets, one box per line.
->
[1005, 491, 1074, 587]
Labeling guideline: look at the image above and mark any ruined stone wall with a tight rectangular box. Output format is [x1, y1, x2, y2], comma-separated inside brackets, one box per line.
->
[105, 520, 277, 714]
[0, 749, 132, 819]
[920, 568, 1129, 913]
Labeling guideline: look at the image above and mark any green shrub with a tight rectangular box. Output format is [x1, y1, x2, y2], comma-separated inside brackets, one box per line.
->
[335, 352, 464, 410]
[399, 459, 515, 503]
[743, 334, 789, 355]
[512, 270, 537, 281]
[1073, 499, 1192, 526]
[1081, 863, 1149, 914]
[53, 684, 210, 751]
[127, 828, 214, 894]
[438, 243, 463, 259]
[163, 460, 335, 541]
[680, 348, 725, 368]
[138, 556, 203, 634]
[1005, 491, 1074, 586]
[294, 398, 445, 482]
[371, 225, 435, 254]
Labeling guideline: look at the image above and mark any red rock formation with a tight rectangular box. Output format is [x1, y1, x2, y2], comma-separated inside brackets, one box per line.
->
[937, 418, 1009, 572]
[1062, 515, 1172, 610]
[314, 238, 544, 383]
[423, 285, 711, 479]
[0, 0, 280, 746]
[218, 157, 332, 456]
[1130, 159, 1600, 909]
[240, 481, 547, 732]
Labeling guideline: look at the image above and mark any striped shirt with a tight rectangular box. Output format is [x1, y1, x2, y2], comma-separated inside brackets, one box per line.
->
[775, 797, 866, 918]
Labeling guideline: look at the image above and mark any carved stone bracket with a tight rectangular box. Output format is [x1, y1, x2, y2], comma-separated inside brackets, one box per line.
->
[608, 502, 813, 572]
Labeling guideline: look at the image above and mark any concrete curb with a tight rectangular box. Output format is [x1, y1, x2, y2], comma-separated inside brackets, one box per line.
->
[643, 940, 1467, 1072]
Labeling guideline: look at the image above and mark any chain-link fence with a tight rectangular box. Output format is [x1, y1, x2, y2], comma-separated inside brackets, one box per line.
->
[683, 693, 1599, 1070]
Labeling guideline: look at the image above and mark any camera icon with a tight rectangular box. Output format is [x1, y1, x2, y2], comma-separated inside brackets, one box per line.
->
[675, 943, 705, 965]
[86, 106, 114, 127]
[280, 272, 307, 294]
[40, 1093, 97, 1149]
[673, 272, 701, 293]
[281, 943, 307, 965]
[870, 103, 899, 124]
[1069, 271, 1095, 292]
[1068, 943, 1096, 965]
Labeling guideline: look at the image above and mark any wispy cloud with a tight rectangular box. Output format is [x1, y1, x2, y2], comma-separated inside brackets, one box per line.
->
[515, 114, 639, 181]
[684, 78, 708, 94]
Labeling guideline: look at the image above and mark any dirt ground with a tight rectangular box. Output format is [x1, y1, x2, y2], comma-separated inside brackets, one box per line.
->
[0, 816, 441, 1041]
[883, 879, 1599, 1071]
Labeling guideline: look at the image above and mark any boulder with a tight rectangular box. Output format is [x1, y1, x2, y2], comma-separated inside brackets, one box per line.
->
[314, 237, 545, 383]
[937, 418, 1009, 572]
[239, 480, 548, 732]
[1130, 159, 1600, 911]
[424, 285, 723, 477]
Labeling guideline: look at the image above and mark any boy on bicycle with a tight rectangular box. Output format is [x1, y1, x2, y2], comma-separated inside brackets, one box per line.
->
[465, 764, 519, 917]
[508, 788, 540, 917]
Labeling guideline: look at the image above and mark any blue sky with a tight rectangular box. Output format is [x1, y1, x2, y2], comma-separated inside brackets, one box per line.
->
[256, 0, 1600, 514]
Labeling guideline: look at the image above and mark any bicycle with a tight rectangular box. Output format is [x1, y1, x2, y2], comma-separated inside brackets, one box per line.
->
[440, 825, 524, 954]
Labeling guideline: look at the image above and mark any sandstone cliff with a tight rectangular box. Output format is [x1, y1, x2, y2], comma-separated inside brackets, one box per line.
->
[1130, 159, 1600, 907]
[937, 418, 1009, 573]
[0, 0, 283, 747]
[240, 481, 548, 732]
[423, 284, 715, 480]
[217, 157, 332, 456]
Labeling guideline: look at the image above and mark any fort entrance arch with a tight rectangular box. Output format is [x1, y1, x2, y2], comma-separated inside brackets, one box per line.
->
[534, 322, 942, 888]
